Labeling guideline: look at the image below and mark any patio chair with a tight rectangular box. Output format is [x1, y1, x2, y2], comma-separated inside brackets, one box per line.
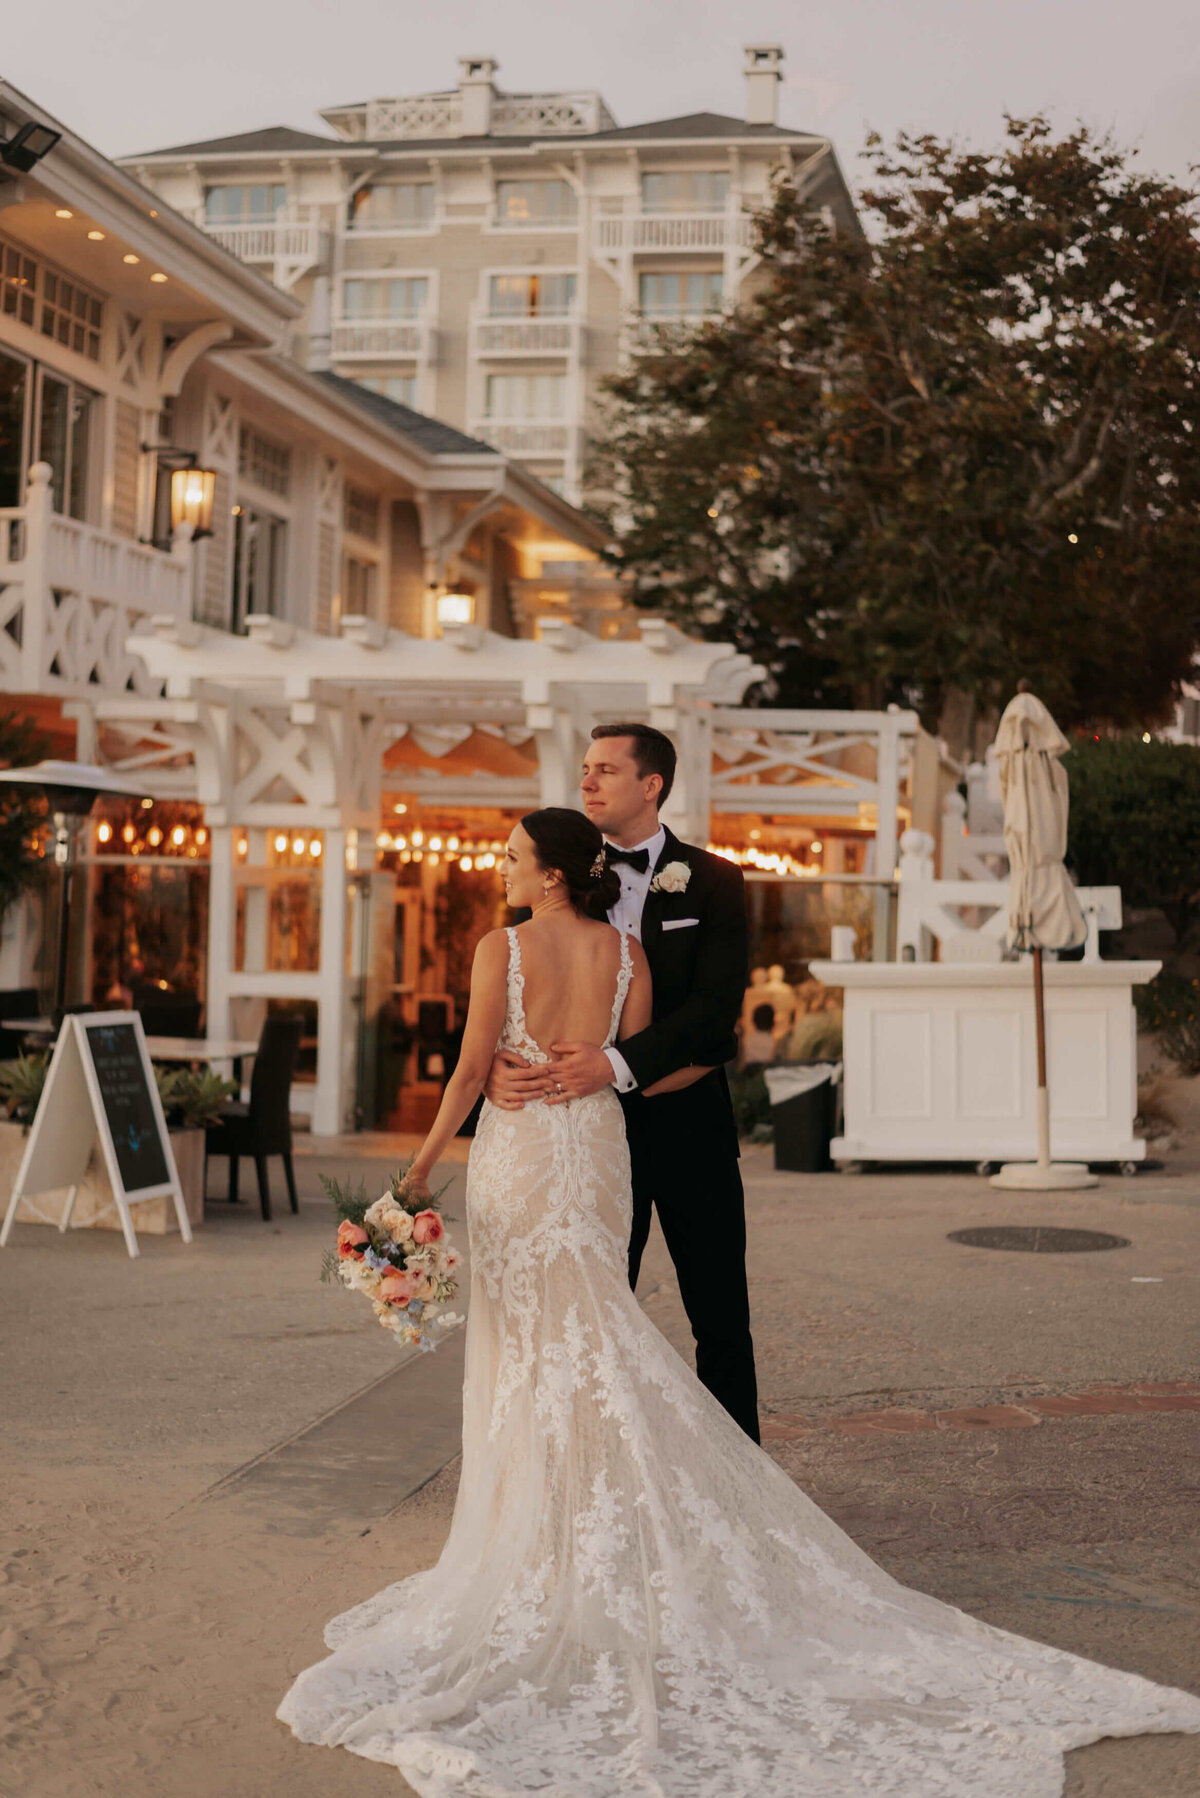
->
[205, 1016, 302, 1221]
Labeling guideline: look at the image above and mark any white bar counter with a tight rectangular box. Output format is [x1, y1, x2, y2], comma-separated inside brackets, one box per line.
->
[809, 958, 1160, 1170]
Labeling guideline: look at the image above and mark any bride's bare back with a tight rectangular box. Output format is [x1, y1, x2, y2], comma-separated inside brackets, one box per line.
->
[514, 916, 631, 1055]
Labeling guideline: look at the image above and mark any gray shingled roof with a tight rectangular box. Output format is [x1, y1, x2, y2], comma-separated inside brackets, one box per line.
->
[129, 110, 819, 160]
[315, 371, 497, 455]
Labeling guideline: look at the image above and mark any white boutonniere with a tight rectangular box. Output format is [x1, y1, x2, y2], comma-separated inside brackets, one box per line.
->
[650, 860, 691, 895]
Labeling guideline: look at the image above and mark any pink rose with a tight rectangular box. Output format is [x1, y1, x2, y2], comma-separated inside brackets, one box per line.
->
[412, 1209, 444, 1246]
[337, 1220, 369, 1259]
[378, 1268, 419, 1307]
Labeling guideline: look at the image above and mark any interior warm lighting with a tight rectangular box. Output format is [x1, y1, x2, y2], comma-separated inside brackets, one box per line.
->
[810, 839, 823, 853]
[195, 827, 207, 846]
[393, 802, 407, 815]
[412, 850, 424, 863]
[237, 836, 249, 857]
[150, 272, 168, 283]
[123, 252, 140, 265]
[97, 821, 112, 843]
[274, 833, 288, 853]
[395, 835, 407, 850]
[411, 829, 424, 847]
[460, 855, 473, 871]
[54, 208, 73, 219]
[169, 466, 217, 539]
[170, 825, 186, 846]
[429, 836, 443, 851]
[140, 796, 153, 810]
[309, 838, 322, 857]
[428, 852, 440, 867]
[375, 832, 389, 849]
[121, 823, 135, 844]
[448, 836, 460, 850]
[147, 825, 163, 847]
[292, 836, 305, 856]
[87, 229, 106, 241]
[1142, 733, 1152, 743]
[400, 849, 412, 863]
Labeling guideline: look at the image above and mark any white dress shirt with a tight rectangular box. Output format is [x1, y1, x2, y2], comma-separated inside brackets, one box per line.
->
[602, 824, 665, 1093]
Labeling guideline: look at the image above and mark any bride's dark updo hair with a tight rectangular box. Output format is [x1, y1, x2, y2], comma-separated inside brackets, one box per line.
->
[520, 807, 620, 919]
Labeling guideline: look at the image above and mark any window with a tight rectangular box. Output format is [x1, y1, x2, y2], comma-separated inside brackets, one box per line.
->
[484, 373, 566, 419]
[342, 277, 428, 319]
[205, 185, 287, 224]
[494, 180, 577, 225]
[0, 235, 102, 361]
[231, 506, 286, 632]
[638, 271, 724, 317]
[0, 350, 29, 508]
[487, 273, 576, 317]
[238, 425, 291, 498]
[343, 555, 376, 615]
[38, 371, 97, 519]
[641, 171, 730, 214]
[350, 184, 435, 229]
[344, 485, 380, 541]
[354, 374, 417, 408]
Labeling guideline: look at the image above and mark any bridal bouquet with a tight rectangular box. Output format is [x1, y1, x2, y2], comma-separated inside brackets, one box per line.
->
[319, 1165, 462, 1350]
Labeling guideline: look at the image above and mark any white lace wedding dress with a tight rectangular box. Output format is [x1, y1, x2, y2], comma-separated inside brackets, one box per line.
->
[278, 927, 1200, 1796]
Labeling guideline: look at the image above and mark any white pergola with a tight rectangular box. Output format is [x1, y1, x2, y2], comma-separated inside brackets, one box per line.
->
[77, 612, 761, 1132]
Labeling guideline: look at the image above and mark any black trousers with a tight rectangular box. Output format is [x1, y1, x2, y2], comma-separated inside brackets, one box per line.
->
[623, 1076, 760, 1444]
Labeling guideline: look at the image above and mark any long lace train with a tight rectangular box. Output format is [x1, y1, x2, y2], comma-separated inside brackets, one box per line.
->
[278, 928, 1200, 1795]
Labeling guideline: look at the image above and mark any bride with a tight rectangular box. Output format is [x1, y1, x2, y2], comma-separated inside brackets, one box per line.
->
[278, 806, 1200, 1796]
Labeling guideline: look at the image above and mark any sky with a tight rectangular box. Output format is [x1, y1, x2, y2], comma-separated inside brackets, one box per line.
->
[3, 0, 1198, 195]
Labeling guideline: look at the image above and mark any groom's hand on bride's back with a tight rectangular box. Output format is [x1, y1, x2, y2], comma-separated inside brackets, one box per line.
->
[544, 1043, 615, 1104]
[484, 1051, 553, 1110]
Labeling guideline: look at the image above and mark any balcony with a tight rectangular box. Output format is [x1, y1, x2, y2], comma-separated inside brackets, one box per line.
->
[0, 464, 191, 697]
[471, 309, 582, 359]
[594, 210, 752, 254]
[199, 208, 328, 290]
[331, 318, 435, 361]
[627, 311, 725, 353]
[469, 419, 573, 457]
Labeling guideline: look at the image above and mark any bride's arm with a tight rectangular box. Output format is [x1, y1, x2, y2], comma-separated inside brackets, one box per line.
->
[407, 931, 509, 1197]
[618, 940, 714, 1097]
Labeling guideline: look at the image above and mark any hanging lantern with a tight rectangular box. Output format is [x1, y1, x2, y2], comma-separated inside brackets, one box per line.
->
[169, 466, 217, 539]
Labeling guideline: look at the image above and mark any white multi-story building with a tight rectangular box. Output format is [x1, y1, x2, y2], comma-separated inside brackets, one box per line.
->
[120, 47, 857, 506]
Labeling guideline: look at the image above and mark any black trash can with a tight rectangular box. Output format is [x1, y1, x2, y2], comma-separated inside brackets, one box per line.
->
[765, 1063, 840, 1173]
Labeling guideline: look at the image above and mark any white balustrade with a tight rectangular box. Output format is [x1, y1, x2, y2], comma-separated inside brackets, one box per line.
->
[471, 311, 580, 357]
[0, 465, 191, 698]
[332, 318, 432, 360]
[199, 210, 327, 290]
[594, 211, 752, 253]
[468, 419, 572, 456]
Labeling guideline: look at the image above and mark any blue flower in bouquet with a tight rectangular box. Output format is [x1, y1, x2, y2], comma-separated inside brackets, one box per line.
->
[362, 1247, 391, 1271]
[407, 1298, 425, 1319]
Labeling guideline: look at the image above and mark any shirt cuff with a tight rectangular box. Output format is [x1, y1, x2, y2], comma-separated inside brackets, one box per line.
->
[604, 1046, 638, 1093]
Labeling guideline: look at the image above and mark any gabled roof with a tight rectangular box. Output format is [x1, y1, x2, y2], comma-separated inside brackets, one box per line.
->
[128, 124, 341, 158]
[314, 372, 497, 456]
[589, 111, 814, 142]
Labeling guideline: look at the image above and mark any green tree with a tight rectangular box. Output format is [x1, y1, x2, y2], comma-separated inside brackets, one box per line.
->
[1065, 734, 1200, 945]
[589, 119, 1200, 745]
[0, 705, 48, 923]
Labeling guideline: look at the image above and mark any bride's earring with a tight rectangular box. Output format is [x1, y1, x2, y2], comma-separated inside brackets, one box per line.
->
[542, 879, 553, 896]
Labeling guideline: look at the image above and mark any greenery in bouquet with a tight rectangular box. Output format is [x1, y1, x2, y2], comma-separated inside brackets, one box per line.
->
[153, 1065, 236, 1130]
[319, 1164, 461, 1349]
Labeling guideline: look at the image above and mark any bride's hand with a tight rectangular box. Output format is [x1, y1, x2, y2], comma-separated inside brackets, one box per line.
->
[402, 1167, 432, 1205]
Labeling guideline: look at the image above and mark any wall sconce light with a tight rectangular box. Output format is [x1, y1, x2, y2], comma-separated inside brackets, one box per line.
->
[170, 465, 217, 539]
[0, 121, 62, 175]
[436, 590, 474, 627]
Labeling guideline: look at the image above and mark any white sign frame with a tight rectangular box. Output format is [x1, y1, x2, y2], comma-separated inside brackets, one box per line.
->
[0, 1011, 190, 1259]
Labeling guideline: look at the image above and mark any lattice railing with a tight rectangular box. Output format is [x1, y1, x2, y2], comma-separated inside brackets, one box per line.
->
[366, 94, 463, 139]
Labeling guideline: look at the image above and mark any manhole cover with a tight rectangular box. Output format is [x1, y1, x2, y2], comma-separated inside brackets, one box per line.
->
[948, 1226, 1131, 1254]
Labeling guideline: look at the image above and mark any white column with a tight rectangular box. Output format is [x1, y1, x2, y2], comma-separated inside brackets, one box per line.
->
[312, 826, 348, 1135]
[206, 823, 235, 1041]
[19, 463, 53, 690]
[873, 714, 901, 962]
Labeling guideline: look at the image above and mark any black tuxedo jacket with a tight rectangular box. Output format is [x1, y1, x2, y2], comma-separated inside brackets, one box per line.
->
[616, 826, 748, 1093]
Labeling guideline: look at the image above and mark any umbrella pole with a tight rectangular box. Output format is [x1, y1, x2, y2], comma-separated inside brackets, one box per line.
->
[1033, 945, 1050, 1170]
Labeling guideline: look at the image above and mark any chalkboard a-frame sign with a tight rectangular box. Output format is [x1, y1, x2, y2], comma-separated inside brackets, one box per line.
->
[0, 1011, 190, 1259]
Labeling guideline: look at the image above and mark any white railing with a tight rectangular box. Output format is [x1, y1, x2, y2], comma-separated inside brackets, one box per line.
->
[469, 419, 572, 456]
[366, 93, 464, 139]
[363, 90, 613, 140]
[628, 311, 722, 352]
[199, 209, 327, 289]
[471, 310, 581, 357]
[331, 318, 433, 360]
[594, 211, 753, 253]
[0, 465, 191, 698]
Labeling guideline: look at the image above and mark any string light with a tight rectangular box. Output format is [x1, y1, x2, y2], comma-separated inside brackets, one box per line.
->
[147, 825, 163, 847]
[171, 825, 186, 846]
[122, 823, 135, 844]
[460, 855, 473, 871]
[97, 821, 112, 844]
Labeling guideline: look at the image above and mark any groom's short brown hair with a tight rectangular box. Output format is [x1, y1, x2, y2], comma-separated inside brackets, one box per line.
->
[590, 722, 676, 808]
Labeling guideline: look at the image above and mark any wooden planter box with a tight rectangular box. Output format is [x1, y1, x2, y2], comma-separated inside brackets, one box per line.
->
[0, 1119, 205, 1235]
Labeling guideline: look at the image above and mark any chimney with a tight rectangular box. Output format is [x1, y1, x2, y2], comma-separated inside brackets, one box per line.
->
[458, 56, 499, 136]
[743, 44, 783, 126]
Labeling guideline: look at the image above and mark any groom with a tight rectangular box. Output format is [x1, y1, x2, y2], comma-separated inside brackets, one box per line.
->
[486, 723, 760, 1443]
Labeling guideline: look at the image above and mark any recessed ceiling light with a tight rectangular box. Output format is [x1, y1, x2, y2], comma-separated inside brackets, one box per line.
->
[123, 252, 140, 264]
[149, 209, 158, 217]
[55, 207, 73, 219]
[87, 229, 105, 241]
[149, 271, 168, 283]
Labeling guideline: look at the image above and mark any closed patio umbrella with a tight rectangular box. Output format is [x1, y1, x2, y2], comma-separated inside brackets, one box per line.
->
[989, 686, 1098, 1190]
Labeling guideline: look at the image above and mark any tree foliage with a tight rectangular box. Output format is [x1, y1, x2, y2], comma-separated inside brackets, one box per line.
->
[1065, 734, 1200, 942]
[589, 119, 1200, 738]
[0, 706, 48, 923]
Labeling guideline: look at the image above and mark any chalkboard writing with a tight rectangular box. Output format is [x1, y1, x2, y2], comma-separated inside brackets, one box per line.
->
[84, 1021, 170, 1194]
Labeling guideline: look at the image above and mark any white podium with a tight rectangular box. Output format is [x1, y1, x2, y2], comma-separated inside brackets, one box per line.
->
[809, 958, 1159, 1171]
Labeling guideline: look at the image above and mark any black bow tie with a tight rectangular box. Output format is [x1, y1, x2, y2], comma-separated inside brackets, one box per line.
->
[605, 845, 651, 874]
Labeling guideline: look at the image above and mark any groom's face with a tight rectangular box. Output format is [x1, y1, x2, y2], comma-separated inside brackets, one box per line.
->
[581, 737, 662, 840]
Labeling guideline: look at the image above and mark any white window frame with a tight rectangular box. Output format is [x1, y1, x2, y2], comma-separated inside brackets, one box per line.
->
[639, 169, 732, 216]
[345, 181, 438, 236]
[335, 268, 436, 324]
[479, 266, 579, 319]
[487, 178, 579, 234]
